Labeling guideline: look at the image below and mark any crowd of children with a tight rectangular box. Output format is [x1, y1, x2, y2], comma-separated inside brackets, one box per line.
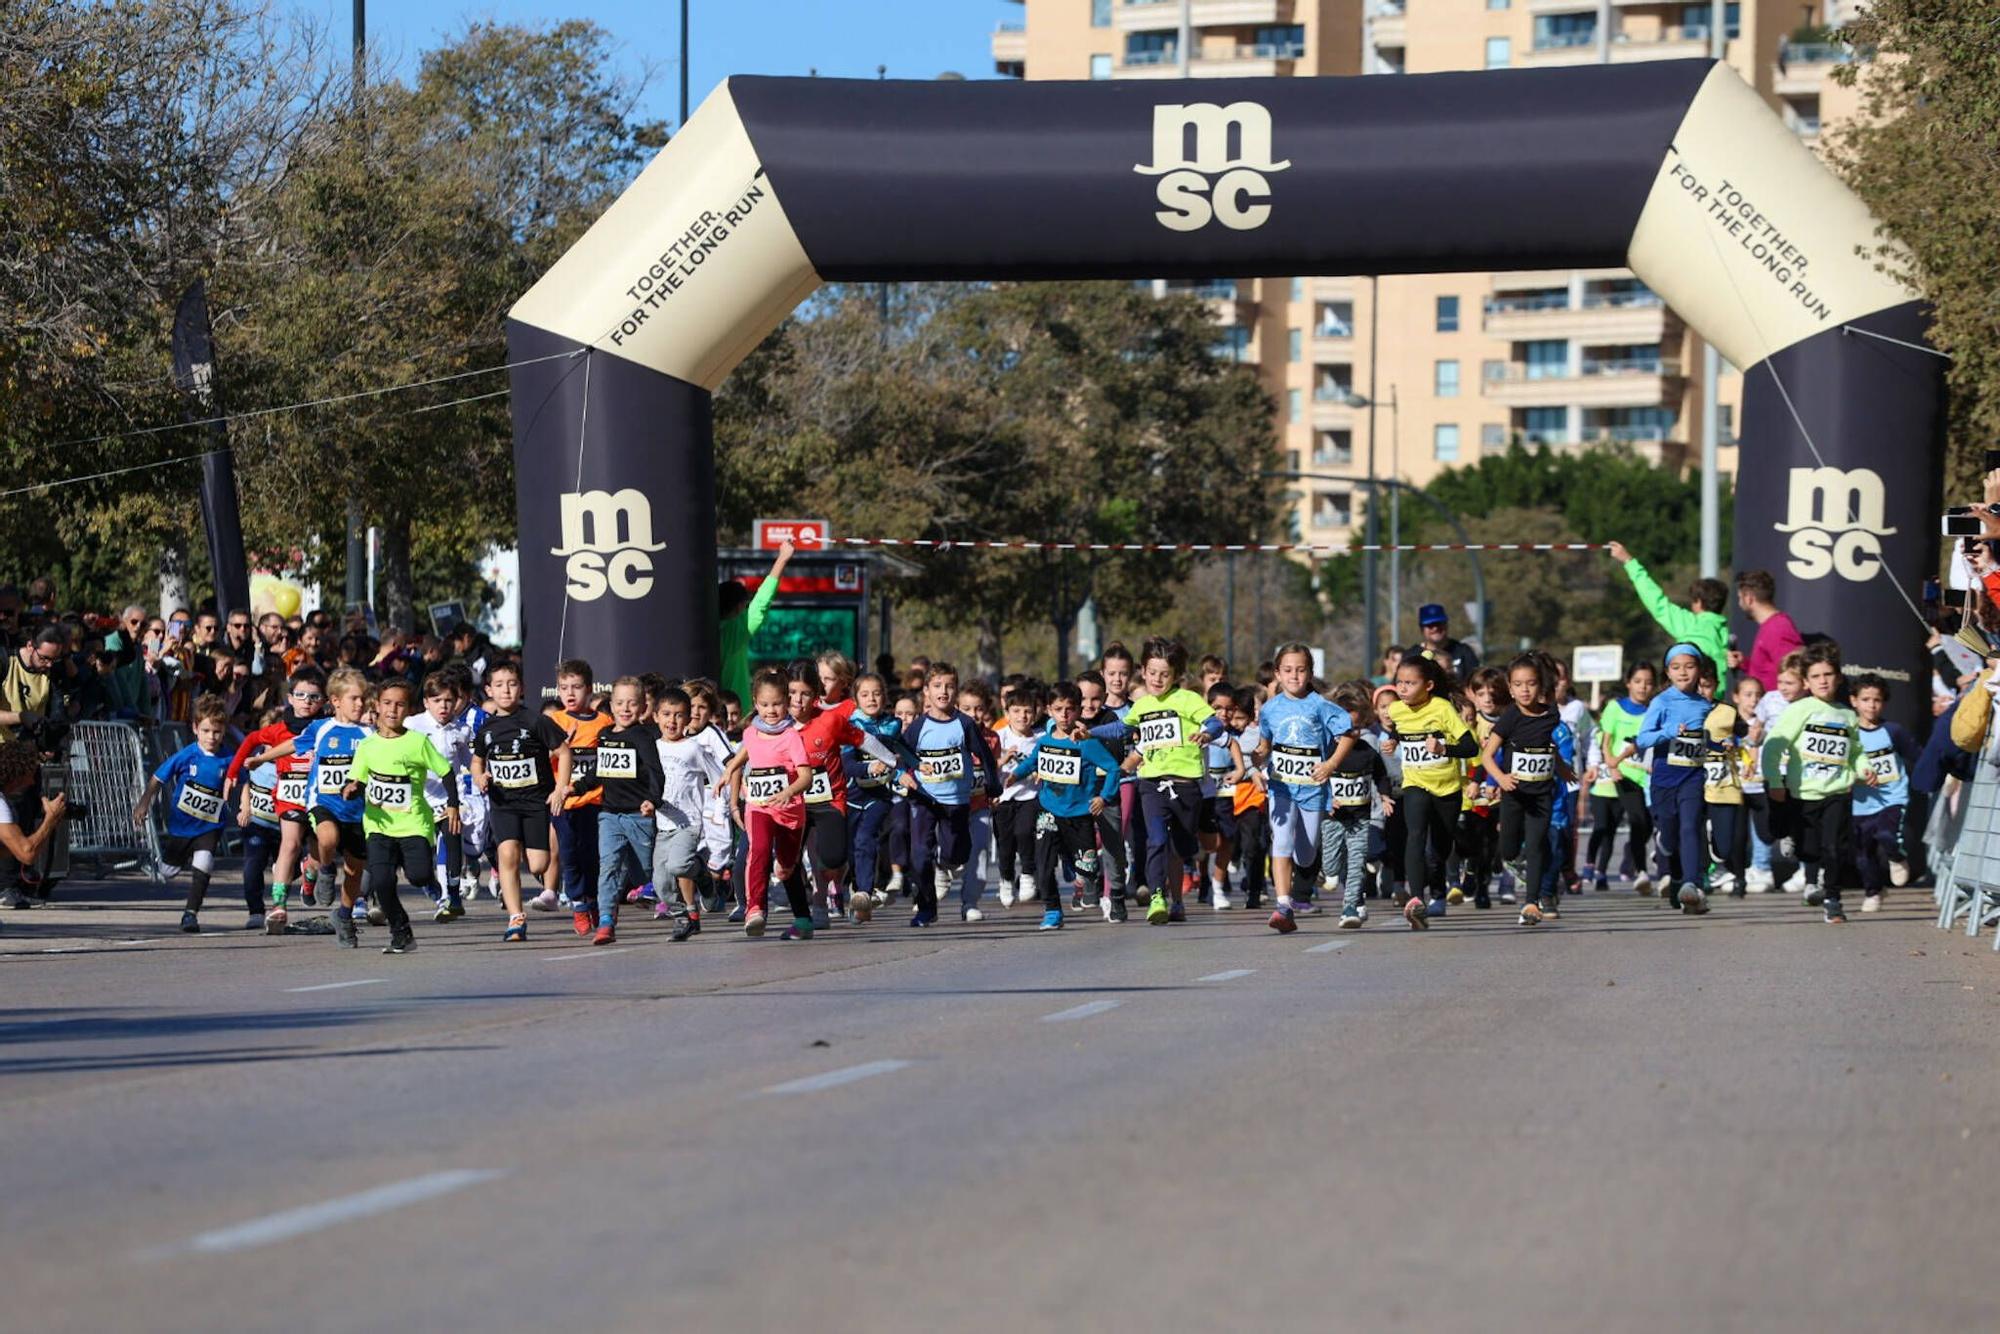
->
[136, 622, 1917, 952]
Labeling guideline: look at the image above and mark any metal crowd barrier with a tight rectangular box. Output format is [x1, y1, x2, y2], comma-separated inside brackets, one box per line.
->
[65, 720, 162, 881]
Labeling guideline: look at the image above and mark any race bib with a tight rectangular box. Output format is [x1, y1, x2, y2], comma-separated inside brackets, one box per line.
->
[745, 767, 789, 802]
[366, 775, 415, 811]
[314, 757, 351, 794]
[804, 769, 834, 805]
[277, 774, 308, 808]
[1398, 735, 1449, 769]
[1667, 731, 1706, 768]
[175, 781, 224, 825]
[919, 747, 965, 782]
[1329, 772, 1372, 808]
[570, 749, 597, 784]
[1868, 751, 1901, 784]
[1802, 725, 1849, 768]
[596, 745, 638, 780]
[1510, 748, 1555, 783]
[1269, 744, 1320, 786]
[490, 755, 538, 789]
[1704, 757, 1733, 788]
[1136, 711, 1181, 752]
[249, 783, 278, 822]
[1037, 748, 1083, 786]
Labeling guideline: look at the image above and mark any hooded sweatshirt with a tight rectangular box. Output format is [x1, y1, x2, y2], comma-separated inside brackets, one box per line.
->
[1633, 644, 1715, 792]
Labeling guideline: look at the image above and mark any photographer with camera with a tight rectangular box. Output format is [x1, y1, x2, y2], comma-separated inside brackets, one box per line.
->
[0, 737, 66, 914]
[0, 626, 72, 746]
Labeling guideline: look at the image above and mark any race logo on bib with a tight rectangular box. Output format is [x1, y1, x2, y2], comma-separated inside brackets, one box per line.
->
[176, 781, 224, 825]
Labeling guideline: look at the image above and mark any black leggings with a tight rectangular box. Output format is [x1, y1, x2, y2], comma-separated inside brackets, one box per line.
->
[1589, 780, 1654, 874]
[1094, 805, 1126, 900]
[994, 799, 1040, 884]
[1797, 794, 1853, 898]
[363, 834, 427, 931]
[242, 824, 278, 913]
[1401, 788, 1457, 898]
[803, 802, 849, 871]
[1036, 813, 1098, 909]
[1500, 786, 1554, 904]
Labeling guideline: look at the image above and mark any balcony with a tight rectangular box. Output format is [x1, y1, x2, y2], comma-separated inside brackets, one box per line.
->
[1368, 1, 1406, 51]
[1482, 358, 1682, 409]
[1313, 276, 1356, 302]
[1775, 40, 1858, 96]
[1482, 289, 1670, 342]
[1528, 0, 1597, 12]
[1312, 385, 1361, 429]
[1609, 24, 1710, 61]
[1115, 0, 1295, 31]
[990, 21, 1026, 74]
[1161, 278, 1256, 326]
[1524, 29, 1599, 65]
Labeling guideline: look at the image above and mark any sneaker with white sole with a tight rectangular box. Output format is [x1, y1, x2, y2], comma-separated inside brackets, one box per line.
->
[529, 888, 559, 912]
[997, 879, 1016, 908]
[1888, 860, 1911, 888]
[1677, 883, 1708, 915]
[1744, 868, 1773, 893]
[1860, 893, 1882, 913]
[1782, 869, 1805, 895]
[1803, 883, 1826, 908]
[1632, 874, 1654, 896]
[1210, 883, 1232, 911]
[1338, 910, 1363, 929]
[963, 907, 984, 923]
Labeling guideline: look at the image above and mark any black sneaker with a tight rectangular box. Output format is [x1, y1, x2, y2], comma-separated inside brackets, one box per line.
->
[179, 910, 201, 933]
[382, 928, 416, 954]
[670, 915, 698, 942]
[333, 911, 359, 949]
[1473, 888, 1492, 910]
[1823, 900, 1847, 924]
[1108, 896, 1128, 923]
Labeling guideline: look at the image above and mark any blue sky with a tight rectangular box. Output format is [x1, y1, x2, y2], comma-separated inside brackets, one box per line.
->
[324, 0, 1020, 123]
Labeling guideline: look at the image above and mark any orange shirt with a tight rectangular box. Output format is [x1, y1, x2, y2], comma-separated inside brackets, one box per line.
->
[557, 708, 615, 809]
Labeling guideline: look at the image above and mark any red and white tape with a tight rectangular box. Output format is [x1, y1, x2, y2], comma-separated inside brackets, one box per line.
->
[830, 537, 1606, 555]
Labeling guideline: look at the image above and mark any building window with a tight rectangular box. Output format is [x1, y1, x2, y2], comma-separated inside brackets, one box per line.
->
[1482, 359, 1506, 383]
[1718, 404, 1736, 442]
[1435, 359, 1461, 398]
[1286, 449, 1299, 473]
[1288, 388, 1303, 423]
[1436, 295, 1460, 332]
[1291, 277, 1305, 302]
[1317, 302, 1354, 337]
[1092, 0, 1112, 27]
[1126, 31, 1176, 65]
[1481, 423, 1507, 450]
[1484, 36, 1510, 68]
[1311, 490, 1353, 528]
[1089, 53, 1112, 79]
[1523, 339, 1569, 379]
[1487, 0, 1509, 8]
[1314, 430, 1353, 467]
[1252, 25, 1307, 58]
[1681, 2, 1740, 39]
[1287, 328, 1302, 363]
[1434, 424, 1460, 462]
[1213, 327, 1251, 362]
[1522, 407, 1568, 445]
[1533, 13, 1595, 50]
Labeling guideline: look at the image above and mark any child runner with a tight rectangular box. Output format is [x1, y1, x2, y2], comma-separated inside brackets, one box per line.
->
[1849, 673, 1918, 912]
[1592, 661, 1657, 893]
[1383, 650, 1476, 929]
[770, 672, 908, 928]
[1456, 667, 1506, 908]
[585, 677, 665, 945]
[470, 662, 572, 942]
[551, 659, 611, 926]
[1483, 654, 1575, 927]
[1099, 644, 1145, 906]
[1225, 686, 1270, 911]
[234, 706, 287, 930]
[1248, 643, 1352, 935]
[883, 690, 923, 905]
[227, 668, 324, 932]
[1075, 670, 1129, 917]
[248, 668, 371, 927]
[1762, 642, 1873, 923]
[135, 695, 233, 933]
[898, 662, 1002, 926]
[1122, 637, 1244, 926]
[993, 682, 1046, 910]
[655, 686, 723, 940]
[1700, 660, 1748, 898]
[1007, 680, 1123, 931]
[1633, 644, 1716, 913]
[684, 681, 738, 916]
[721, 669, 814, 939]
[1733, 675, 1776, 892]
[341, 678, 456, 953]
[409, 670, 479, 921]
[842, 673, 903, 914]
[1200, 679, 1256, 910]
[1759, 653, 1807, 891]
[1324, 681, 1393, 928]
[956, 681, 1000, 910]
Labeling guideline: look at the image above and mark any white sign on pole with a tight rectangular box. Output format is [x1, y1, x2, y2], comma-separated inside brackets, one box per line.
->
[1571, 644, 1624, 684]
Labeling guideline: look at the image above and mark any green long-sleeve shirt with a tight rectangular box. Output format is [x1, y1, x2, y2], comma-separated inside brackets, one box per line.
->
[1623, 558, 1728, 673]
[1761, 695, 1864, 799]
[719, 573, 781, 710]
[1593, 699, 1650, 794]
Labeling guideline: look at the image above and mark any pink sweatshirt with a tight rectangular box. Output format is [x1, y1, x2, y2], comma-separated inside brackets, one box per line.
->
[741, 722, 808, 828]
[1744, 610, 1804, 691]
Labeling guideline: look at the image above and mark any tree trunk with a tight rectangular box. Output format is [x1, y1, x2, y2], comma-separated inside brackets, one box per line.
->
[156, 538, 190, 619]
[975, 615, 1002, 684]
[378, 515, 416, 635]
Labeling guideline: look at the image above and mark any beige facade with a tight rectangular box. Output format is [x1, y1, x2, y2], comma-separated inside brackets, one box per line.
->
[992, 0, 1861, 544]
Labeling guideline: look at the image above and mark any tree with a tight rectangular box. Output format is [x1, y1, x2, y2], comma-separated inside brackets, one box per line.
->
[1827, 1, 2000, 495]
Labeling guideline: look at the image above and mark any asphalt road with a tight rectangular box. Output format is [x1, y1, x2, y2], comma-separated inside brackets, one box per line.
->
[5, 878, 1999, 1334]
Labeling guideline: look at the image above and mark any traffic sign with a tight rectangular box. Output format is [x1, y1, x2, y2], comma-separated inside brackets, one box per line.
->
[753, 518, 831, 551]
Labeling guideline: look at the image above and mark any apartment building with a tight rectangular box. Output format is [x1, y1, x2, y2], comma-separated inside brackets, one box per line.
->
[991, 0, 1861, 544]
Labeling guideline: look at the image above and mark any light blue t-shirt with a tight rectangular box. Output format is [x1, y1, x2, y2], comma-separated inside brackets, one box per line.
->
[302, 718, 370, 823]
[1854, 722, 1913, 815]
[913, 714, 974, 806]
[1256, 692, 1354, 811]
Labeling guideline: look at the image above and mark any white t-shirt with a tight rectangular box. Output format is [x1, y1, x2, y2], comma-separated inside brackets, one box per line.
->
[994, 726, 1040, 802]
[0, 791, 13, 824]
[657, 735, 721, 831]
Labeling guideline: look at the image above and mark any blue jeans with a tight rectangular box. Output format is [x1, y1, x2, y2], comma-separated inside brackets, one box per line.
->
[593, 810, 650, 922]
[1651, 778, 1705, 889]
[553, 807, 598, 903]
[846, 798, 890, 897]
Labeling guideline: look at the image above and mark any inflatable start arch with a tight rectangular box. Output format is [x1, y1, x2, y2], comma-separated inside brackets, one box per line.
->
[507, 59, 1942, 716]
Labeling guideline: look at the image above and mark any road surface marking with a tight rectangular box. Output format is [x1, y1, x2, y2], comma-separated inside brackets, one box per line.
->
[1305, 940, 1350, 954]
[284, 978, 387, 993]
[544, 948, 629, 961]
[761, 1059, 913, 1095]
[1042, 999, 1122, 1023]
[140, 1170, 505, 1259]
[1196, 969, 1256, 982]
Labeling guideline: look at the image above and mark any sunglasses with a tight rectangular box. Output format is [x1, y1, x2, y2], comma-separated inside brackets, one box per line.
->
[290, 690, 324, 701]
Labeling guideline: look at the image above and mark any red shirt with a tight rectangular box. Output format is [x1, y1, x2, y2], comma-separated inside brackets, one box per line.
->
[228, 721, 313, 815]
[798, 706, 871, 814]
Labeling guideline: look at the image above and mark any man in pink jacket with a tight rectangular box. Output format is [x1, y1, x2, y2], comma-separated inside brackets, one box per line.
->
[1737, 569, 1803, 691]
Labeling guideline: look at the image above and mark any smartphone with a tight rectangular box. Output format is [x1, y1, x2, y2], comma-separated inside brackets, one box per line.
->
[1923, 576, 1942, 607]
[1944, 514, 1983, 537]
[1984, 449, 2000, 472]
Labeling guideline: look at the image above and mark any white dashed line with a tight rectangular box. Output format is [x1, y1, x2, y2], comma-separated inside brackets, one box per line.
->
[284, 978, 387, 993]
[543, 948, 629, 961]
[138, 1170, 506, 1259]
[1196, 969, 1256, 982]
[1305, 939, 1350, 954]
[761, 1060, 913, 1095]
[1042, 999, 1122, 1023]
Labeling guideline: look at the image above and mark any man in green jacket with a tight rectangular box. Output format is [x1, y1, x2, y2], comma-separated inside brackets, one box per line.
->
[718, 539, 793, 709]
[1607, 540, 1729, 689]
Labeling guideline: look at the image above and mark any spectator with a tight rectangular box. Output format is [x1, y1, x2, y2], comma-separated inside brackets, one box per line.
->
[253, 612, 287, 673]
[445, 621, 489, 685]
[1416, 603, 1480, 681]
[1738, 568, 1803, 692]
[0, 626, 70, 744]
[717, 539, 791, 710]
[25, 576, 56, 618]
[0, 737, 66, 913]
[1606, 540, 1729, 676]
[223, 610, 255, 663]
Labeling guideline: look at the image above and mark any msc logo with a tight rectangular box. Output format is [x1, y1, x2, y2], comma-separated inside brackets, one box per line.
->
[1773, 467, 1897, 582]
[1134, 102, 1289, 233]
[550, 488, 666, 601]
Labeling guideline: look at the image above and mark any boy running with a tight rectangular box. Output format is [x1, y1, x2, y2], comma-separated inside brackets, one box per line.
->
[471, 662, 573, 942]
[1007, 680, 1122, 931]
[342, 679, 457, 953]
[134, 695, 233, 933]
[1761, 643, 1874, 924]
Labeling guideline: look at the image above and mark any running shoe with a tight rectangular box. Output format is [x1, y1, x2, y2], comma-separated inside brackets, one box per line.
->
[1633, 874, 1655, 896]
[1744, 868, 1773, 893]
[1071, 886, 1085, 910]
[909, 908, 936, 928]
[1039, 910, 1064, 931]
[671, 915, 700, 942]
[1269, 904, 1297, 934]
[1540, 899, 1561, 921]
[1446, 886, 1465, 906]
[366, 903, 388, 927]
[530, 888, 559, 912]
[1593, 871, 1611, 892]
[812, 903, 832, 931]
[1678, 884, 1708, 915]
[245, 914, 265, 932]
[266, 904, 289, 936]
[1167, 900, 1186, 923]
[503, 915, 527, 943]
[301, 885, 316, 907]
[654, 902, 676, 921]
[1403, 896, 1429, 930]
[1860, 893, 1882, 913]
[558, 894, 573, 910]
[1474, 888, 1492, 911]
[592, 924, 616, 945]
[1425, 897, 1447, 919]
[727, 905, 746, 923]
[1107, 895, 1127, 923]
[332, 909, 357, 948]
[434, 899, 455, 923]
[382, 928, 416, 955]
[1498, 889, 1517, 905]
[179, 910, 200, 934]
[963, 907, 984, 923]
[997, 880, 1016, 908]
[1889, 859, 1911, 888]
[745, 909, 767, 936]
[1517, 903, 1543, 927]
[445, 893, 465, 919]
[1146, 892, 1170, 925]
[852, 893, 874, 924]
[1823, 901, 1847, 924]
[1211, 882, 1233, 911]
[872, 889, 892, 907]
[573, 909, 595, 937]
[782, 917, 814, 941]
[1781, 868, 1805, 894]
[1802, 883, 1826, 908]
[1338, 910, 1363, 929]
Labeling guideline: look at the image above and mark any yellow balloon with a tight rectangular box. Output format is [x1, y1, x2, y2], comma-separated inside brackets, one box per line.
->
[272, 584, 301, 618]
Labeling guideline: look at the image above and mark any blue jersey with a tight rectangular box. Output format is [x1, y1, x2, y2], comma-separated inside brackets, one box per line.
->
[1013, 733, 1121, 819]
[906, 713, 977, 806]
[1854, 722, 1916, 814]
[1255, 691, 1355, 811]
[152, 744, 232, 838]
[302, 718, 371, 823]
[843, 710, 904, 802]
